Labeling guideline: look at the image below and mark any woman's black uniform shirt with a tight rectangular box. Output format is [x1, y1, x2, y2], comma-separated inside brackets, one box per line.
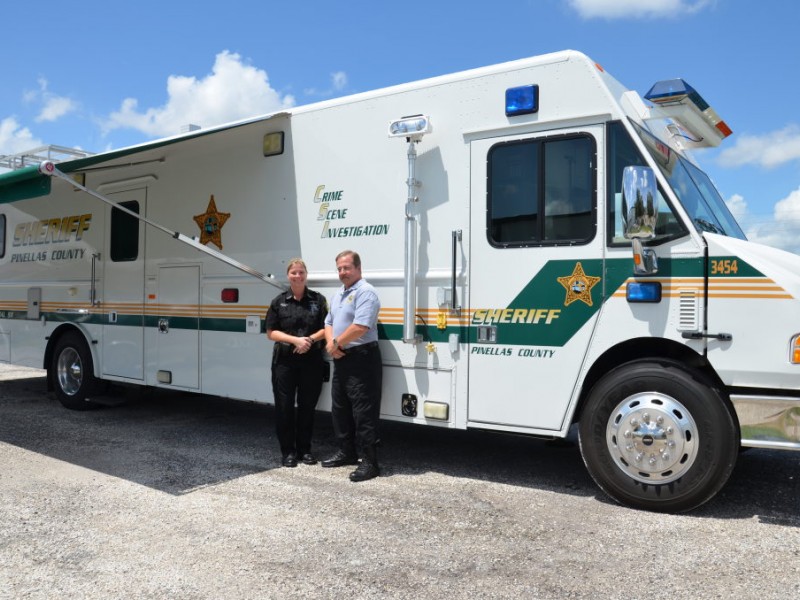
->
[265, 289, 328, 362]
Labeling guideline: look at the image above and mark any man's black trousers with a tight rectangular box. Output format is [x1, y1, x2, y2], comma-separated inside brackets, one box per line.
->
[331, 342, 382, 453]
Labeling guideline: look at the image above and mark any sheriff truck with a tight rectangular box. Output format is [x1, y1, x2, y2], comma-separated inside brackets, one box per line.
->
[1, 50, 798, 512]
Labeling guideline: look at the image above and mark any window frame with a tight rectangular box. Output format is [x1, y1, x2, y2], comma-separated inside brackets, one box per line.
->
[605, 120, 688, 248]
[110, 200, 140, 262]
[486, 132, 597, 249]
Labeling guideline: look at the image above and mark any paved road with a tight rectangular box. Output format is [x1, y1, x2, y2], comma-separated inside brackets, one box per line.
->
[0, 364, 798, 599]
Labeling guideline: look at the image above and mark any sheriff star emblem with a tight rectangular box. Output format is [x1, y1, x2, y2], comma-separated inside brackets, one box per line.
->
[557, 262, 601, 307]
[193, 195, 230, 250]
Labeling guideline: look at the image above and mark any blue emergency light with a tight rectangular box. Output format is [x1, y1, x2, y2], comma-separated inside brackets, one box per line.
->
[506, 84, 539, 116]
[644, 79, 732, 140]
[626, 281, 662, 303]
[644, 79, 709, 110]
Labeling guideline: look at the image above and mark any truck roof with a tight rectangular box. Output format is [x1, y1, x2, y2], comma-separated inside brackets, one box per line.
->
[1, 49, 620, 203]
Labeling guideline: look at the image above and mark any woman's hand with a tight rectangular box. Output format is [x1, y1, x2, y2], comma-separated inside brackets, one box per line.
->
[293, 336, 312, 354]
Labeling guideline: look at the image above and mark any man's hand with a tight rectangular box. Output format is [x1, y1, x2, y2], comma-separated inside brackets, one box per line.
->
[326, 339, 345, 359]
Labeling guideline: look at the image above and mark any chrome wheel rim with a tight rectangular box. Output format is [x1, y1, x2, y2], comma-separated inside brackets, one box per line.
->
[56, 347, 83, 396]
[606, 392, 698, 484]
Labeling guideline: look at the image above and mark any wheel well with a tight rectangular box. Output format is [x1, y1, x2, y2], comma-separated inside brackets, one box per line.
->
[43, 324, 94, 391]
[573, 337, 727, 425]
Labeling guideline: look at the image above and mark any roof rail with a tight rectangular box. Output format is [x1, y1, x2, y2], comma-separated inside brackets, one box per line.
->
[0, 144, 94, 171]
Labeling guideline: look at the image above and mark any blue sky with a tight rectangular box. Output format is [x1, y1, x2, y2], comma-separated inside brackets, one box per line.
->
[2, 0, 799, 253]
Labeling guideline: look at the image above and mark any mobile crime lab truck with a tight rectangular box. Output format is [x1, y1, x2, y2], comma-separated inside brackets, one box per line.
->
[1, 50, 798, 512]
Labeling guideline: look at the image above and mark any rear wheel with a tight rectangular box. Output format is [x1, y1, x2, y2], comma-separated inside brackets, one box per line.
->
[50, 332, 99, 410]
[578, 360, 738, 513]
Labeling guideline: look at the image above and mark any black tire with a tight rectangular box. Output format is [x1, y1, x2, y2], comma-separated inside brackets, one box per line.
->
[578, 360, 738, 513]
[50, 331, 100, 410]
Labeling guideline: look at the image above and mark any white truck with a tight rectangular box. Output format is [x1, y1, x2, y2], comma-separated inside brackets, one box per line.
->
[1, 50, 798, 512]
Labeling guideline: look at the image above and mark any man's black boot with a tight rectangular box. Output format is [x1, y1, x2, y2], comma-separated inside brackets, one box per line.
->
[349, 447, 380, 482]
[321, 448, 358, 468]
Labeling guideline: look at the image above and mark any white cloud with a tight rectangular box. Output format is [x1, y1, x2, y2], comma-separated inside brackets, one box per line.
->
[730, 188, 800, 254]
[37, 96, 77, 123]
[24, 78, 77, 123]
[774, 187, 800, 221]
[717, 125, 800, 169]
[725, 193, 747, 223]
[768, 187, 800, 253]
[304, 71, 350, 97]
[718, 126, 800, 253]
[0, 116, 43, 156]
[331, 71, 347, 91]
[568, 0, 713, 19]
[103, 51, 296, 138]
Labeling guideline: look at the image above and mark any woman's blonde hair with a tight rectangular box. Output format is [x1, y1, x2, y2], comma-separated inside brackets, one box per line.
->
[286, 258, 308, 273]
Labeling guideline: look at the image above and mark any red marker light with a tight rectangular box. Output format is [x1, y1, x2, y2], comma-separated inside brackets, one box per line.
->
[221, 288, 239, 303]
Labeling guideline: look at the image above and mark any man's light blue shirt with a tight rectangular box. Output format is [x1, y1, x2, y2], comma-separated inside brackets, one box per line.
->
[325, 278, 380, 347]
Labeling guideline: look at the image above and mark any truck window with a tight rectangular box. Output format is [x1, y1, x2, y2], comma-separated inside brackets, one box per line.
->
[110, 201, 139, 262]
[487, 134, 595, 247]
[606, 120, 686, 245]
[0, 214, 5, 258]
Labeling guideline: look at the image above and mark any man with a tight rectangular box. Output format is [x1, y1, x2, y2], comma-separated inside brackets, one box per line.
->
[322, 250, 383, 482]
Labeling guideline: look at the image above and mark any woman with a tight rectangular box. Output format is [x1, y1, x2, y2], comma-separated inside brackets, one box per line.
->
[265, 258, 328, 467]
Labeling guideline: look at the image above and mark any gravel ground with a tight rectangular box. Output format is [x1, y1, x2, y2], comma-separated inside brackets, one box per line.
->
[0, 363, 798, 599]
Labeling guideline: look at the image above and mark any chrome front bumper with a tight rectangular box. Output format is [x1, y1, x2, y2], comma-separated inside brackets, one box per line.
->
[731, 394, 800, 451]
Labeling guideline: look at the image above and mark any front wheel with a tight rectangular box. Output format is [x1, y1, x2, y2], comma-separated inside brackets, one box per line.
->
[578, 360, 738, 513]
[50, 332, 100, 410]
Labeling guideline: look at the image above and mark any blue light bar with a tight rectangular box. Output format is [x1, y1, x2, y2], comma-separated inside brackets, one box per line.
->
[506, 85, 539, 117]
[645, 78, 732, 141]
[626, 281, 662, 303]
[644, 79, 709, 111]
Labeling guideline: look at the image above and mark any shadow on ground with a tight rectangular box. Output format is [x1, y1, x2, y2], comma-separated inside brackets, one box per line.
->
[1, 373, 797, 524]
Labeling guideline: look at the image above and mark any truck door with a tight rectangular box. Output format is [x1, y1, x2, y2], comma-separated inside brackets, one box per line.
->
[102, 189, 145, 380]
[154, 264, 200, 389]
[468, 126, 605, 431]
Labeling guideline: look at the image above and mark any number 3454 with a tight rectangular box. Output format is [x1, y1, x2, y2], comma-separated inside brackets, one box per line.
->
[711, 259, 739, 275]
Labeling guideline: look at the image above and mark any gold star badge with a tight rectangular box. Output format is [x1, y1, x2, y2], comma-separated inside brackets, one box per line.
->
[193, 195, 230, 250]
[557, 262, 601, 307]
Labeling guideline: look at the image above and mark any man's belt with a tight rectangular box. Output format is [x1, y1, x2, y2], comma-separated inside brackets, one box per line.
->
[342, 341, 379, 355]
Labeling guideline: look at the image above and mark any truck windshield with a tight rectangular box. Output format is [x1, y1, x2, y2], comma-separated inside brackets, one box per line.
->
[631, 120, 746, 240]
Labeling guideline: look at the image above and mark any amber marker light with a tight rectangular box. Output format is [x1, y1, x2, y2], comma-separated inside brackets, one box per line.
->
[791, 335, 800, 364]
[263, 132, 284, 157]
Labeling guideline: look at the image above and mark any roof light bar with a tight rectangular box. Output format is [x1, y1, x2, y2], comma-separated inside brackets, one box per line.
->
[644, 79, 732, 147]
[645, 79, 706, 107]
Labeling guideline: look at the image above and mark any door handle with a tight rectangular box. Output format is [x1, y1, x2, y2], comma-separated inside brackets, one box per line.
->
[451, 229, 462, 315]
[158, 318, 169, 334]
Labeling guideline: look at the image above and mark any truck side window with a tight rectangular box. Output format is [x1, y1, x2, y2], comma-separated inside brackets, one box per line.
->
[110, 201, 139, 262]
[488, 134, 595, 247]
[606, 121, 686, 245]
[0, 214, 5, 258]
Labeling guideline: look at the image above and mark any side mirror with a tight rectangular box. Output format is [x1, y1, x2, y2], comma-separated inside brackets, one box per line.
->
[621, 166, 659, 274]
[622, 166, 659, 239]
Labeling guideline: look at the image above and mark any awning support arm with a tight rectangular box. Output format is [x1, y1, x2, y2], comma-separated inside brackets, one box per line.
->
[38, 161, 284, 290]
